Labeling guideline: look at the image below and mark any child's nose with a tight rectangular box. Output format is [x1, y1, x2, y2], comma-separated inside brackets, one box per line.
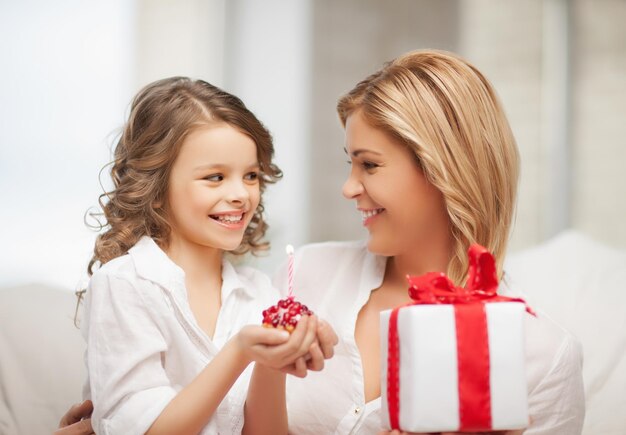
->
[227, 180, 250, 203]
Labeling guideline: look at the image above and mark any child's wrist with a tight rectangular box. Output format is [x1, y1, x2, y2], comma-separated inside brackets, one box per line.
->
[228, 333, 254, 366]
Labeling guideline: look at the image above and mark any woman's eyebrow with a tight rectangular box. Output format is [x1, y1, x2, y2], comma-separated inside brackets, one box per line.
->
[343, 147, 382, 157]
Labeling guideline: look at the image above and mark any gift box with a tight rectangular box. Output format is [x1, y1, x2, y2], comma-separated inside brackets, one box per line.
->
[380, 244, 534, 432]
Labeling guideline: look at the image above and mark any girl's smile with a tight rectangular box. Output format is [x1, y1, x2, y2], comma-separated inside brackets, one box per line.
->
[209, 210, 247, 229]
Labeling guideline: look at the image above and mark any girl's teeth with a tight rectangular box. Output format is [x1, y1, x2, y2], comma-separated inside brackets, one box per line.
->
[215, 215, 243, 223]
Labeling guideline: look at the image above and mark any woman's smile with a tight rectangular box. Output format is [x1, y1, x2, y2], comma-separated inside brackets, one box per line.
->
[359, 207, 385, 226]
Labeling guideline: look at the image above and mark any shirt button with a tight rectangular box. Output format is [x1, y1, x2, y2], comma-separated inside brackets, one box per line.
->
[354, 406, 361, 415]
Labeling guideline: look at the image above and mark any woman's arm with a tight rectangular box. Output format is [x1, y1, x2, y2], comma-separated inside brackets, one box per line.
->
[242, 365, 288, 435]
[242, 315, 319, 435]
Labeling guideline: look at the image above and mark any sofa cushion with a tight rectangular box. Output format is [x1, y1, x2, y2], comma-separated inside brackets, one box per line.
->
[505, 231, 626, 435]
[0, 284, 85, 435]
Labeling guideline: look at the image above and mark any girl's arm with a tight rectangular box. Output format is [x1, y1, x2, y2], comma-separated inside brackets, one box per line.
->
[145, 336, 251, 435]
[149, 316, 319, 435]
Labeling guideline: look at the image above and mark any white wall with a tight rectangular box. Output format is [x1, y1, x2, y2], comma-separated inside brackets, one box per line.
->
[223, 0, 313, 274]
[0, 1, 136, 290]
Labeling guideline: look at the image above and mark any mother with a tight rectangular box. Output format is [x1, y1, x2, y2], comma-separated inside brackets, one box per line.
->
[58, 50, 584, 435]
[274, 50, 584, 435]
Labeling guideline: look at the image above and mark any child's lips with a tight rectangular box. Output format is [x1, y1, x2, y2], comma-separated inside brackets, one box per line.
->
[209, 211, 246, 228]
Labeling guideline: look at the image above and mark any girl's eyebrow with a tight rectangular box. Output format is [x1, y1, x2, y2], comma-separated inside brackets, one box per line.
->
[194, 162, 260, 171]
[343, 147, 382, 157]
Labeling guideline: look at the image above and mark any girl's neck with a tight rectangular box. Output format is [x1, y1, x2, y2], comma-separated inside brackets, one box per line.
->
[165, 236, 223, 292]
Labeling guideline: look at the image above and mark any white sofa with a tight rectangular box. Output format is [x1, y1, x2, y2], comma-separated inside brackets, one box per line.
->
[0, 231, 624, 434]
[505, 231, 626, 435]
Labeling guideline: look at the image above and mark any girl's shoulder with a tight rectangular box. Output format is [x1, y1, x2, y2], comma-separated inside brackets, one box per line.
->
[89, 253, 136, 287]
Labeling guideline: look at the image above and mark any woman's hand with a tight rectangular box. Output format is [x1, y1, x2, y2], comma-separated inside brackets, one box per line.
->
[53, 400, 94, 435]
[280, 317, 339, 375]
[236, 315, 318, 376]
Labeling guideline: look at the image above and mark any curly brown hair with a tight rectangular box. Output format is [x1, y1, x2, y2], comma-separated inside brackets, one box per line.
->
[87, 77, 282, 275]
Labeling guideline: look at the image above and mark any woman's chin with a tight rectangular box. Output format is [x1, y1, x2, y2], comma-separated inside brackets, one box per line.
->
[365, 237, 396, 257]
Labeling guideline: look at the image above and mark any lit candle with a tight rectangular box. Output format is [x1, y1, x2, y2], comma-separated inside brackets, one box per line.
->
[286, 244, 294, 298]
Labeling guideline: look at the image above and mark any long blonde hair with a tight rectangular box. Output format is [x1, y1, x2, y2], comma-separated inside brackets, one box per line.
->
[88, 77, 282, 276]
[337, 50, 519, 284]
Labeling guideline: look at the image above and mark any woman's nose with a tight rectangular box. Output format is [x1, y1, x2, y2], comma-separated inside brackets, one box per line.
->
[342, 171, 363, 199]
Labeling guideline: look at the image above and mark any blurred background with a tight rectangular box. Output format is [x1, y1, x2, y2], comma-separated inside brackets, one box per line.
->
[1, 0, 625, 291]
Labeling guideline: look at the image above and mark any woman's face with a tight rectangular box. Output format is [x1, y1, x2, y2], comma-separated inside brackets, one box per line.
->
[342, 109, 450, 257]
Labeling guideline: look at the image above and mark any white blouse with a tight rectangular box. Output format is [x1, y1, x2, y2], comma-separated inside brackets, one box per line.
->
[273, 240, 585, 435]
[82, 237, 279, 435]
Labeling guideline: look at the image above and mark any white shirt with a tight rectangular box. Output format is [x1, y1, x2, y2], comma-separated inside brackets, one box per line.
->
[273, 241, 585, 435]
[82, 236, 279, 435]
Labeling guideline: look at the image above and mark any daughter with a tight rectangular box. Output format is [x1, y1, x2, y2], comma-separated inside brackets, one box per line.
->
[81, 77, 331, 434]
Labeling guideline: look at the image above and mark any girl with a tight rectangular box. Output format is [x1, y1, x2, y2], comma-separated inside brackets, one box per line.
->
[81, 77, 333, 435]
[274, 50, 584, 434]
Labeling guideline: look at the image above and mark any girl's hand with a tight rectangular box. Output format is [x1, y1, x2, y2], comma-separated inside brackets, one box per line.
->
[236, 315, 318, 375]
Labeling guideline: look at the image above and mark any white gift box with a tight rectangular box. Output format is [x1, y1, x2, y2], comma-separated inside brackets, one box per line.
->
[380, 302, 529, 432]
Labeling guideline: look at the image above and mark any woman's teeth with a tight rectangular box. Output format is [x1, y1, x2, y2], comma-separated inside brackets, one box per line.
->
[361, 208, 384, 220]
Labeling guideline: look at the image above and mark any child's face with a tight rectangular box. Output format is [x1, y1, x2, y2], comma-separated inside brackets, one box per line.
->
[342, 110, 450, 257]
[166, 123, 261, 252]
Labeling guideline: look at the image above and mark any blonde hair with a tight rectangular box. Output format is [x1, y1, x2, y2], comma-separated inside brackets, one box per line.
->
[337, 50, 519, 284]
[88, 77, 282, 275]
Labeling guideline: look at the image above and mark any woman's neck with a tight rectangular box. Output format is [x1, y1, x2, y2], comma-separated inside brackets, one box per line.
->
[383, 237, 453, 291]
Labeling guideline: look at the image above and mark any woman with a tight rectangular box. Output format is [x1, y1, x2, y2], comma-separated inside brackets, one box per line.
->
[58, 50, 584, 435]
[273, 50, 584, 435]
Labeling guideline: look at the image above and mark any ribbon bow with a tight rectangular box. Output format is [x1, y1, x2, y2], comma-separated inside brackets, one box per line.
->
[406, 244, 535, 315]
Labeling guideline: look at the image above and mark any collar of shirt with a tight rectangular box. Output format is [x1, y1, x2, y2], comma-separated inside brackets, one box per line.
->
[128, 236, 255, 301]
[359, 245, 386, 297]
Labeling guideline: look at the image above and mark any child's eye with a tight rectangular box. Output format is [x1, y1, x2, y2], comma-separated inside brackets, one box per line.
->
[244, 172, 259, 181]
[204, 174, 223, 182]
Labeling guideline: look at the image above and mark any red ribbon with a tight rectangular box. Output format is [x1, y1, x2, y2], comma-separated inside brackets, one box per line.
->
[386, 244, 533, 431]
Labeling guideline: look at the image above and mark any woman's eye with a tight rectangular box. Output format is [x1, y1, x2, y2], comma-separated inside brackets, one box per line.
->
[204, 174, 223, 182]
[362, 161, 379, 170]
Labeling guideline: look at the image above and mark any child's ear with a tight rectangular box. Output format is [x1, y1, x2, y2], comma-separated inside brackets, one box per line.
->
[152, 200, 163, 209]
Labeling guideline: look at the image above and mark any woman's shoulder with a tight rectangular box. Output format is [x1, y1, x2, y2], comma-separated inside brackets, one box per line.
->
[524, 309, 583, 393]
